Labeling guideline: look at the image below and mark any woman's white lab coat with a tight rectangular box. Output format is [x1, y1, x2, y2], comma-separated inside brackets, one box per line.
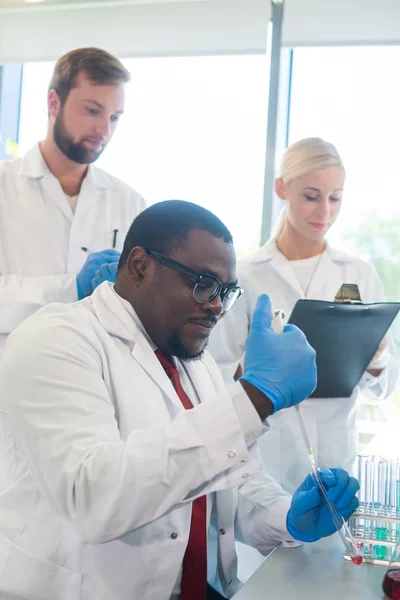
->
[0, 282, 293, 600]
[209, 240, 398, 493]
[0, 143, 146, 357]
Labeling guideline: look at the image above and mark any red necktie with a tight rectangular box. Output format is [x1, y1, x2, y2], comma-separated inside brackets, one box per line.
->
[155, 350, 207, 600]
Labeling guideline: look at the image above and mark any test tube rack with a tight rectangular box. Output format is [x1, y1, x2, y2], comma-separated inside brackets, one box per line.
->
[345, 454, 400, 565]
[345, 508, 400, 565]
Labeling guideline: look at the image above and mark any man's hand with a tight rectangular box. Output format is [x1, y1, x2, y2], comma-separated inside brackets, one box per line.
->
[76, 249, 121, 299]
[92, 262, 119, 291]
[240, 294, 317, 418]
[286, 468, 359, 542]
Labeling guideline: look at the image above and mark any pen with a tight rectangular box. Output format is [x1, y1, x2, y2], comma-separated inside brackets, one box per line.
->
[112, 229, 118, 249]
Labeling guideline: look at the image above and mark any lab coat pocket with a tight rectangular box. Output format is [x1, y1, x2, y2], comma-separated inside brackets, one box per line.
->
[108, 229, 128, 251]
[0, 534, 81, 600]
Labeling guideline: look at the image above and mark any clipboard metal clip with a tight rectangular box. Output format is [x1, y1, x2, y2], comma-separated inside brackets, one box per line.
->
[334, 283, 362, 304]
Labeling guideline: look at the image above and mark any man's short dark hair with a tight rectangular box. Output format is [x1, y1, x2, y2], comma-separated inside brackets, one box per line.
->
[118, 200, 233, 270]
[49, 47, 131, 105]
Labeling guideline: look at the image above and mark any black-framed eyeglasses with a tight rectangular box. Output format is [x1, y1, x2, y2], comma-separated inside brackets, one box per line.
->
[146, 249, 243, 312]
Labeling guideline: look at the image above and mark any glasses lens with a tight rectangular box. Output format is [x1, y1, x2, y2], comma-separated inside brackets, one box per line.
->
[221, 288, 242, 312]
[193, 276, 219, 303]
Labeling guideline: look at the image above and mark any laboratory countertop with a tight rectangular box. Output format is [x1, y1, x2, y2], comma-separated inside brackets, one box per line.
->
[232, 534, 388, 599]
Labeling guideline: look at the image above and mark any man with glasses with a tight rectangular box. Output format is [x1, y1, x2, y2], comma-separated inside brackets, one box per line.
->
[0, 200, 359, 600]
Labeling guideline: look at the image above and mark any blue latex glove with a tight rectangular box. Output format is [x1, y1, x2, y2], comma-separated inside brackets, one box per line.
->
[91, 262, 119, 291]
[240, 294, 317, 412]
[286, 468, 360, 542]
[76, 249, 121, 299]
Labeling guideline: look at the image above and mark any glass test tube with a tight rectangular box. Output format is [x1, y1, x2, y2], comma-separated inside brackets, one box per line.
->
[396, 459, 400, 541]
[365, 456, 374, 538]
[356, 454, 368, 538]
[386, 458, 397, 542]
[365, 456, 373, 512]
[376, 459, 389, 560]
[357, 454, 367, 511]
[372, 456, 380, 514]
[388, 458, 396, 515]
[395, 459, 400, 513]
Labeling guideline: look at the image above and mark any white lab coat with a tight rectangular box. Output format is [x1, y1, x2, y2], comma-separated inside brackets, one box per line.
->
[0, 282, 293, 600]
[0, 143, 146, 357]
[209, 239, 399, 493]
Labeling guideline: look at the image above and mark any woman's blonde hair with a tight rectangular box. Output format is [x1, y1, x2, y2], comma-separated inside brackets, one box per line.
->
[273, 137, 345, 237]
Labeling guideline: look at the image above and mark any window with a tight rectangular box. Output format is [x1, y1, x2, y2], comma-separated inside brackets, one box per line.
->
[288, 46, 400, 453]
[19, 55, 270, 259]
[289, 46, 400, 312]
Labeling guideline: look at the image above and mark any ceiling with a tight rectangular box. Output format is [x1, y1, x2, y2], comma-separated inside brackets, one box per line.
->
[0, 0, 108, 5]
[0, 0, 192, 9]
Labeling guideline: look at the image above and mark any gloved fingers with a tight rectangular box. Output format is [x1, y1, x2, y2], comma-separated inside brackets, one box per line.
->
[283, 324, 314, 352]
[291, 486, 321, 516]
[93, 265, 107, 280]
[316, 468, 348, 506]
[92, 262, 118, 288]
[100, 262, 118, 275]
[317, 468, 337, 489]
[282, 323, 298, 334]
[91, 269, 106, 291]
[250, 294, 272, 331]
[329, 476, 360, 512]
[320, 468, 351, 504]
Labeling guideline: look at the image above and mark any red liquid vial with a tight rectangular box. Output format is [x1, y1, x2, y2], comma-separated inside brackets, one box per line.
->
[351, 555, 363, 565]
[382, 569, 400, 599]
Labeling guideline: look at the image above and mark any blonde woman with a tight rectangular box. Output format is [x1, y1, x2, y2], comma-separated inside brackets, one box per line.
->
[209, 137, 398, 494]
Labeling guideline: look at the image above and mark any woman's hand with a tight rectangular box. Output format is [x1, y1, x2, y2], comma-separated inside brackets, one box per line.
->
[366, 335, 389, 377]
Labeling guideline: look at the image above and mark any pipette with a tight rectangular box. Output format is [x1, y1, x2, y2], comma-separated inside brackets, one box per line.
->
[270, 305, 362, 563]
[295, 404, 363, 564]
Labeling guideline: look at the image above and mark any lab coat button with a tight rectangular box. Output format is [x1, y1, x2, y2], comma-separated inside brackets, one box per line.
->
[227, 450, 236, 458]
[220, 529, 225, 535]
[241, 473, 249, 479]
[170, 532, 178, 540]
[240, 458, 247, 463]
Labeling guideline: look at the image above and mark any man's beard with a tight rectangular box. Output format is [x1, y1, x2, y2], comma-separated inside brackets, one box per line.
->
[167, 331, 208, 362]
[53, 109, 104, 164]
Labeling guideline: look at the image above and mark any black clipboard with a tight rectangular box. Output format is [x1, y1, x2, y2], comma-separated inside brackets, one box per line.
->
[288, 299, 400, 398]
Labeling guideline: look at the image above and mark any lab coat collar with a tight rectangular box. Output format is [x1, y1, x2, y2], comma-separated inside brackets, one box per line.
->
[19, 143, 110, 190]
[19, 143, 51, 179]
[90, 281, 152, 346]
[90, 283, 218, 409]
[247, 238, 354, 265]
[89, 282, 184, 410]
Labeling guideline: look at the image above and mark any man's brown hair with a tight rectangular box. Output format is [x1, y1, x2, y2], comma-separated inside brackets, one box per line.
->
[48, 47, 131, 104]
